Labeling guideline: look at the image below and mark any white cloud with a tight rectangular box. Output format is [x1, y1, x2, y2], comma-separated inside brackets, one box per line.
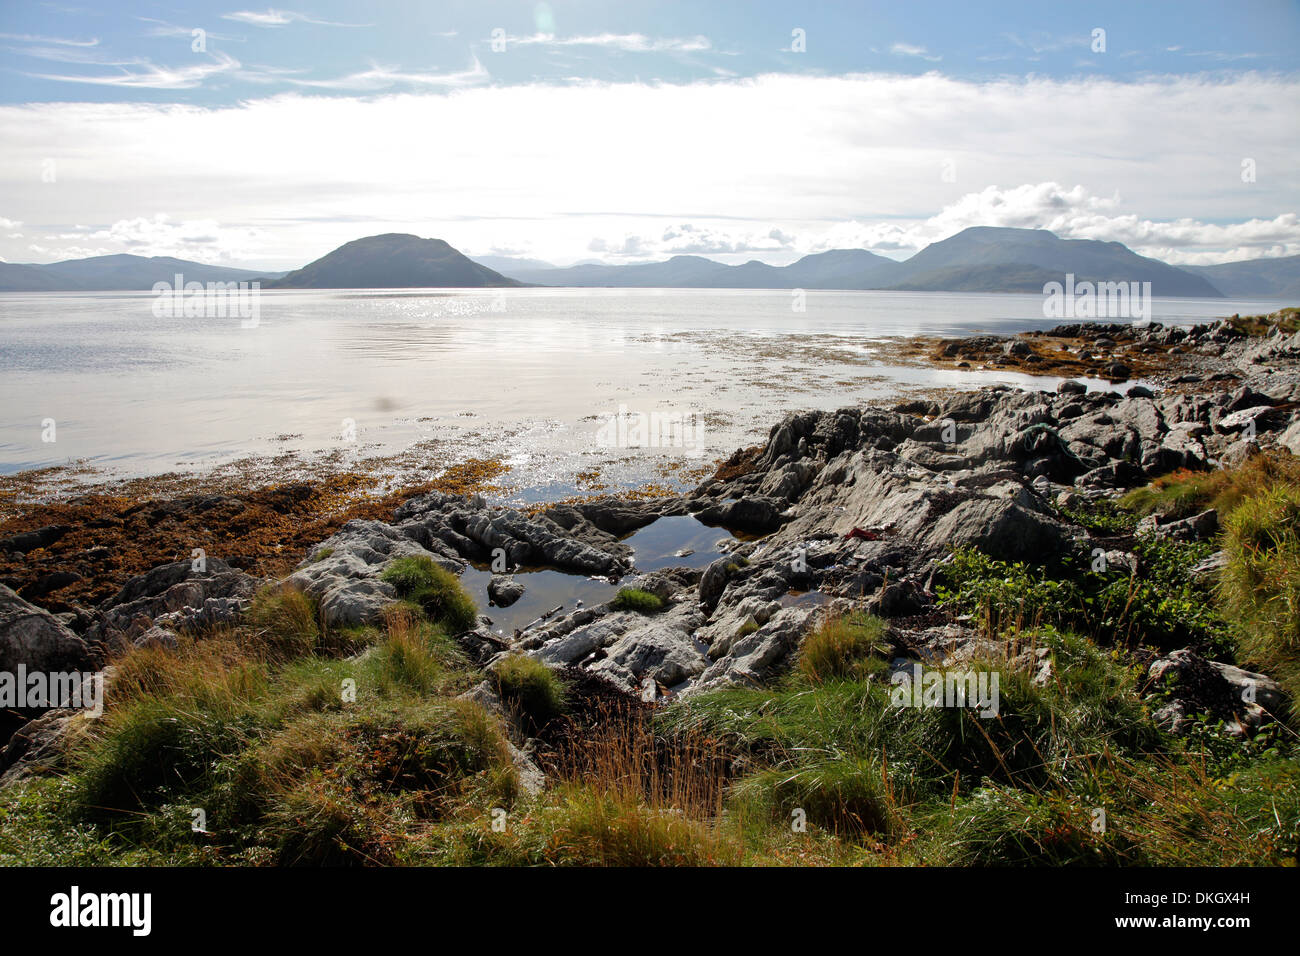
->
[0, 72, 1295, 267]
[26, 51, 239, 89]
[506, 33, 712, 53]
[40, 215, 266, 262]
[890, 42, 941, 62]
[221, 9, 368, 28]
[786, 184, 1300, 264]
[0, 32, 97, 46]
[288, 58, 488, 91]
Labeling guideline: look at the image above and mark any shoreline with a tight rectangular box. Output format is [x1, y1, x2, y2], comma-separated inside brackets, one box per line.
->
[2, 312, 1295, 616]
[1, 308, 1298, 865]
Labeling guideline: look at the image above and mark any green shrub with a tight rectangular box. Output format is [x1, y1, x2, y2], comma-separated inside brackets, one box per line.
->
[491, 655, 567, 727]
[798, 612, 889, 684]
[936, 543, 1227, 651]
[612, 588, 665, 614]
[381, 556, 478, 632]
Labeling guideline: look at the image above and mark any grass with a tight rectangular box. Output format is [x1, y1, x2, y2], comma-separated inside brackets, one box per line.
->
[247, 585, 320, 657]
[380, 555, 479, 632]
[798, 612, 889, 684]
[2, 452, 1298, 868]
[1120, 451, 1300, 521]
[611, 587, 666, 614]
[490, 654, 567, 729]
[1218, 482, 1300, 719]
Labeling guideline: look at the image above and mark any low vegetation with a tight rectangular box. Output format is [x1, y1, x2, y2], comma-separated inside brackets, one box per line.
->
[380, 555, 479, 633]
[1, 452, 1297, 867]
[611, 587, 666, 614]
[1225, 307, 1300, 337]
[490, 654, 568, 728]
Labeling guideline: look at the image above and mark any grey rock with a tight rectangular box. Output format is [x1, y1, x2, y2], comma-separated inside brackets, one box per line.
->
[0, 584, 96, 677]
[488, 576, 525, 608]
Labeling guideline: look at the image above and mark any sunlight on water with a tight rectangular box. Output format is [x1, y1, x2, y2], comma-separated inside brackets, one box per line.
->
[0, 288, 1279, 479]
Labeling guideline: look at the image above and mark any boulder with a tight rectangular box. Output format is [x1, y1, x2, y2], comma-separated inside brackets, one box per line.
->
[488, 576, 525, 608]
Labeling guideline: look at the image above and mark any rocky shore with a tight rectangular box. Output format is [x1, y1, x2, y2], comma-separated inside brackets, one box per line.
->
[2, 312, 1298, 865]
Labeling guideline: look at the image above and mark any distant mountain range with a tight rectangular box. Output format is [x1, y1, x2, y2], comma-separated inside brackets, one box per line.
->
[0, 254, 281, 292]
[1182, 254, 1300, 299]
[2, 227, 1296, 297]
[489, 227, 1230, 297]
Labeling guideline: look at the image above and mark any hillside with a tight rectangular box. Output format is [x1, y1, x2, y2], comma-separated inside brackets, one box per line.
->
[270, 234, 522, 289]
[1184, 254, 1300, 299]
[0, 254, 282, 292]
[886, 227, 1221, 297]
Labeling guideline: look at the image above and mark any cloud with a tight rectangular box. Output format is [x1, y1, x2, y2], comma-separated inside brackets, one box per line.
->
[287, 57, 488, 90]
[25, 51, 239, 88]
[0, 32, 97, 46]
[803, 184, 1300, 264]
[137, 18, 245, 42]
[505, 33, 712, 53]
[0, 71, 1295, 266]
[890, 42, 941, 62]
[221, 9, 369, 28]
[42, 215, 266, 262]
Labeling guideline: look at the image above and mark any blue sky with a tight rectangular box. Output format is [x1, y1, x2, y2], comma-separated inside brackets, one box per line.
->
[4, 0, 1297, 101]
[1, 1, 1297, 269]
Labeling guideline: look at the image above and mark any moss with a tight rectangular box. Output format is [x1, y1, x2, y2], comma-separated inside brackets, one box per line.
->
[611, 588, 666, 614]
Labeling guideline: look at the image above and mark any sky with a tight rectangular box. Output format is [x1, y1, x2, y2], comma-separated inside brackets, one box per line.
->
[0, 0, 1297, 270]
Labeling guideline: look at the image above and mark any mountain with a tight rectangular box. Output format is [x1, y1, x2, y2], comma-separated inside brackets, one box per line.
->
[7, 228, 1295, 297]
[500, 254, 730, 287]
[883, 263, 1067, 294]
[884, 227, 1220, 297]
[1183, 254, 1300, 299]
[37, 254, 278, 290]
[776, 249, 902, 289]
[468, 254, 557, 274]
[270, 234, 522, 289]
[0, 262, 70, 291]
[489, 248, 902, 289]
[482, 230, 1238, 296]
[0, 254, 283, 292]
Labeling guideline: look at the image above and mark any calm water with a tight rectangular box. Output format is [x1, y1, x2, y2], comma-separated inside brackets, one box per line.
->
[0, 288, 1283, 486]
